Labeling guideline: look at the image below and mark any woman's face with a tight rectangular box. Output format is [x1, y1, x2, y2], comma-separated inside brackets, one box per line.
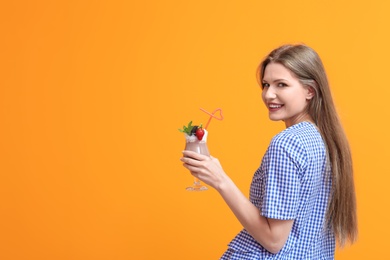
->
[261, 62, 314, 127]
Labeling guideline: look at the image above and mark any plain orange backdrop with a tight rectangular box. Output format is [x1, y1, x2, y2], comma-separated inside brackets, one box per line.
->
[1, 0, 389, 259]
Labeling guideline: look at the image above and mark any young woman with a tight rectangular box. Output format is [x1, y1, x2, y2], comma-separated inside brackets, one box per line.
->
[181, 44, 357, 259]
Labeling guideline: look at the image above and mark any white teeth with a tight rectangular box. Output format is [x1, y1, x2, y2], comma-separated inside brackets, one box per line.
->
[269, 104, 282, 108]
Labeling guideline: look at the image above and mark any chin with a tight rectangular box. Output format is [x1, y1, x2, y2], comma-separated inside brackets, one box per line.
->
[269, 116, 283, 122]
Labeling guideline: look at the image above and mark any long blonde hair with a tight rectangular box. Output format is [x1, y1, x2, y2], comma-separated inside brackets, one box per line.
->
[258, 44, 357, 246]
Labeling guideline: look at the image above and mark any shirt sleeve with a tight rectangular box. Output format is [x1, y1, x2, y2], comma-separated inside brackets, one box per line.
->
[261, 133, 306, 220]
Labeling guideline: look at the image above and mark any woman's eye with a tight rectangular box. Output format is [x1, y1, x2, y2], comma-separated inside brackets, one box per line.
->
[262, 83, 269, 89]
[278, 83, 287, 87]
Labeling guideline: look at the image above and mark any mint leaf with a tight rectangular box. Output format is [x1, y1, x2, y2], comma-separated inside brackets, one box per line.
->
[179, 120, 198, 135]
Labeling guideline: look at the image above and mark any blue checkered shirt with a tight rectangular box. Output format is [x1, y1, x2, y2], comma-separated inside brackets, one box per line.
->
[220, 122, 335, 259]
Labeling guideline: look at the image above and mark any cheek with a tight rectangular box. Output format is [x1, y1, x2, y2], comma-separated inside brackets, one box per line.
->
[292, 97, 309, 110]
[261, 90, 266, 102]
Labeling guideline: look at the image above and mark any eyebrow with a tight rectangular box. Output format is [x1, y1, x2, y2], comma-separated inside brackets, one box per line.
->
[262, 78, 289, 83]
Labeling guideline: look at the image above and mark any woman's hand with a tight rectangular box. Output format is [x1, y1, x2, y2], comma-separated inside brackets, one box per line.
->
[180, 150, 227, 190]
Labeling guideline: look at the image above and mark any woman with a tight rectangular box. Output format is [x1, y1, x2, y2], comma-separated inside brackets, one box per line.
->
[181, 44, 357, 259]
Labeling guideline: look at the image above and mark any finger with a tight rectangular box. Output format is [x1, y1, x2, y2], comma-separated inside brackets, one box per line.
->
[182, 162, 201, 176]
[180, 156, 203, 167]
[182, 150, 208, 160]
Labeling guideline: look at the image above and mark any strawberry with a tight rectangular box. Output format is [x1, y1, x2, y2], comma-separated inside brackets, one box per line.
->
[195, 127, 204, 140]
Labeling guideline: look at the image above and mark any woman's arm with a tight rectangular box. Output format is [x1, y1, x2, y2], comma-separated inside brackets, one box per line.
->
[181, 150, 294, 254]
[218, 176, 293, 254]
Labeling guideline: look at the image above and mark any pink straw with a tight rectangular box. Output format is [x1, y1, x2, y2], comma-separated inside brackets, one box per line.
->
[199, 108, 224, 130]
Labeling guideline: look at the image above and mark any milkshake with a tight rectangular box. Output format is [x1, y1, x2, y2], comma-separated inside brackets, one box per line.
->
[180, 121, 209, 191]
[184, 130, 209, 156]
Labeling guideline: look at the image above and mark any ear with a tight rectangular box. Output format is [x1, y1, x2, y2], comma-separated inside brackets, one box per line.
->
[306, 86, 315, 100]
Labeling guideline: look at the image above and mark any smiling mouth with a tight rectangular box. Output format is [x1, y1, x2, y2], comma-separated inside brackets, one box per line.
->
[268, 104, 283, 109]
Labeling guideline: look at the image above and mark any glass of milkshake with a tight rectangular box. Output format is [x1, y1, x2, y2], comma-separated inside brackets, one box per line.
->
[184, 128, 209, 191]
[180, 108, 223, 192]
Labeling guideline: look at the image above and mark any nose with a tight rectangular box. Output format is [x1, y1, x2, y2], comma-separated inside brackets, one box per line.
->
[262, 86, 277, 100]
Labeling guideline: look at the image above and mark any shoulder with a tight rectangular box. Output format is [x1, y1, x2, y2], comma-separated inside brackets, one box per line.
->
[267, 122, 320, 163]
[271, 122, 319, 147]
[270, 123, 305, 149]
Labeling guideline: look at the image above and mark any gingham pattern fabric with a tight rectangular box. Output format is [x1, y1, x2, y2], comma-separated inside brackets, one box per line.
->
[220, 122, 335, 259]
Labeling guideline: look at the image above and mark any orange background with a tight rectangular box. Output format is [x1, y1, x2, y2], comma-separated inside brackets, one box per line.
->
[0, 1, 389, 259]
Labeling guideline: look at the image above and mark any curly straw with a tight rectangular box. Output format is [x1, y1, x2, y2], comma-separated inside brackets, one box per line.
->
[199, 108, 224, 130]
